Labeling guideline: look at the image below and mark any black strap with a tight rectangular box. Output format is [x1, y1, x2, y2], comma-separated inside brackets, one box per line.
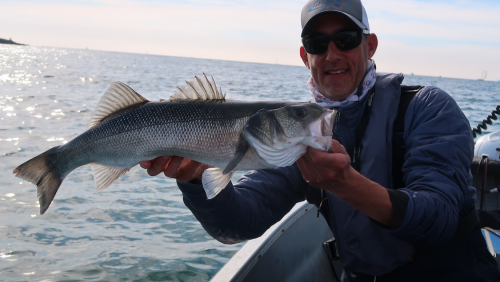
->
[352, 89, 375, 172]
[392, 85, 479, 238]
[392, 86, 423, 188]
[394, 86, 424, 133]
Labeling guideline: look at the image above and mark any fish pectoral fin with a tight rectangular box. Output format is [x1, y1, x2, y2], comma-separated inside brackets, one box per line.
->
[90, 164, 130, 191]
[222, 138, 249, 174]
[88, 82, 148, 129]
[202, 168, 233, 199]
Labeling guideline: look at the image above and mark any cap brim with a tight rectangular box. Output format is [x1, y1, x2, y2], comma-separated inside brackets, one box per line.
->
[301, 11, 368, 37]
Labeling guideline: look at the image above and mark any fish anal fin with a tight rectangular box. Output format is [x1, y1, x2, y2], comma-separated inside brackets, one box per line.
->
[90, 164, 129, 191]
[169, 74, 225, 102]
[87, 82, 148, 129]
[222, 137, 249, 174]
[202, 168, 233, 199]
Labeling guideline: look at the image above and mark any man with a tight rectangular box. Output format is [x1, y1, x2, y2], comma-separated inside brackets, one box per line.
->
[140, 0, 500, 281]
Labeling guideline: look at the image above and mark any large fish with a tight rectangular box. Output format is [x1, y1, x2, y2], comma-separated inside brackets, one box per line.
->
[14, 74, 336, 214]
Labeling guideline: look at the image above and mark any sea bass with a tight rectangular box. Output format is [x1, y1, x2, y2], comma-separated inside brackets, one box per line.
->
[14, 74, 336, 214]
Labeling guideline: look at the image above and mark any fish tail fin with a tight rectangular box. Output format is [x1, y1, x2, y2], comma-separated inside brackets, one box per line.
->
[13, 147, 64, 215]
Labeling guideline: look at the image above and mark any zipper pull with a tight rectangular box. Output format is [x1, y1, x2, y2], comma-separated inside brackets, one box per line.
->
[317, 190, 326, 218]
[368, 92, 375, 107]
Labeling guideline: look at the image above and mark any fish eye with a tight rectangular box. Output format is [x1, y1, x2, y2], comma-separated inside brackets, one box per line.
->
[292, 107, 309, 119]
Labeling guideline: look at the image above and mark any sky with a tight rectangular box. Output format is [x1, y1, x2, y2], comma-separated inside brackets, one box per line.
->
[1, 0, 500, 81]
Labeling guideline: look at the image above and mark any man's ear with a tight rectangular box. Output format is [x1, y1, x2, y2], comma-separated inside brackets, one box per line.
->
[300, 46, 311, 69]
[366, 34, 378, 59]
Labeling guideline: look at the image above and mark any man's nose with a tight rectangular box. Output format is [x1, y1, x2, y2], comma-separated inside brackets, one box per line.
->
[325, 41, 341, 62]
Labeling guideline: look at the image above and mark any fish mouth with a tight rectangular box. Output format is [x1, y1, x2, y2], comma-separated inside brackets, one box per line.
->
[305, 109, 337, 153]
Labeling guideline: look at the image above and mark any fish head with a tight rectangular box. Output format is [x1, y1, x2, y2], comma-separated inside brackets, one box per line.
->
[301, 105, 337, 153]
[273, 103, 336, 152]
[244, 103, 336, 167]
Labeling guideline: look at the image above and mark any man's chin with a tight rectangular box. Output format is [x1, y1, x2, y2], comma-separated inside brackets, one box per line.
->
[322, 88, 352, 101]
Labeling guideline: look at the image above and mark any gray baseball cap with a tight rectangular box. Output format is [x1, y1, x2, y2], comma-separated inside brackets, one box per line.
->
[301, 0, 370, 37]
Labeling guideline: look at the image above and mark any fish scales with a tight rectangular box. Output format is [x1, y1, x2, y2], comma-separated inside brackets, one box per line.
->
[14, 75, 335, 214]
[57, 100, 289, 170]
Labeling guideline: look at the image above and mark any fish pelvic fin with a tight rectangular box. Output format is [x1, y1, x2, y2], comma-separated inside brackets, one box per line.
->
[202, 168, 233, 199]
[90, 164, 130, 192]
[170, 73, 225, 102]
[13, 147, 64, 215]
[88, 82, 149, 129]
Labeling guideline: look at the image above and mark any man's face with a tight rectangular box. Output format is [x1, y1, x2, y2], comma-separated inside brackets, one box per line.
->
[300, 13, 378, 101]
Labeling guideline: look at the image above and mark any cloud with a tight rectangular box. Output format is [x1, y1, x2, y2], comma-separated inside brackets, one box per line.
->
[0, 0, 498, 80]
[366, 0, 500, 45]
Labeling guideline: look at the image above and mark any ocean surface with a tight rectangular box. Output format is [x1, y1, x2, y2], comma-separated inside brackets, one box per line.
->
[1, 44, 499, 282]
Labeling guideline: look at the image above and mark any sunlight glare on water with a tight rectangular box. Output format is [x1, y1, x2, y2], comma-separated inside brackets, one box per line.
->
[0, 44, 499, 281]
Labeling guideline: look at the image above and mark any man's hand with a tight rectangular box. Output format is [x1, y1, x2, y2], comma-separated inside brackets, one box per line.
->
[297, 139, 394, 227]
[297, 139, 352, 191]
[139, 156, 210, 183]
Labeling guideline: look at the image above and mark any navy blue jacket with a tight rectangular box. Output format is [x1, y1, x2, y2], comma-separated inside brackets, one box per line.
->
[177, 74, 476, 272]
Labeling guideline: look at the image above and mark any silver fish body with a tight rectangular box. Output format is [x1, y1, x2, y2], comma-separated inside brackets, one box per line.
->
[51, 100, 306, 171]
[14, 75, 335, 214]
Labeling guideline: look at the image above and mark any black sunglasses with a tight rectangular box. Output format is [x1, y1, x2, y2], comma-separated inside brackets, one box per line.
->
[302, 30, 366, 54]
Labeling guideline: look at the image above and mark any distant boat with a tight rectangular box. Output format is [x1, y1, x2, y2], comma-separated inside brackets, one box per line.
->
[478, 70, 487, 81]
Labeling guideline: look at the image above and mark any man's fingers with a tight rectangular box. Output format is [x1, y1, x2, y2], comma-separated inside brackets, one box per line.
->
[164, 156, 184, 178]
[139, 161, 151, 169]
[193, 164, 210, 180]
[176, 159, 204, 182]
[307, 146, 332, 164]
[297, 155, 319, 183]
[330, 139, 347, 154]
[296, 157, 310, 180]
[146, 156, 171, 176]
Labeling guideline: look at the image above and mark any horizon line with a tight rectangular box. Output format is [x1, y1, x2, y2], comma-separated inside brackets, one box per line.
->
[2, 43, 498, 83]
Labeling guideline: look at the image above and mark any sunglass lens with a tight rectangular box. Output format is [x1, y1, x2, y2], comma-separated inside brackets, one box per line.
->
[303, 37, 329, 55]
[302, 31, 362, 54]
[334, 31, 362, 51]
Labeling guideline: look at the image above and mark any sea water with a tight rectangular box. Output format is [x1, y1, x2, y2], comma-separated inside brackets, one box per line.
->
[1, 45, 499, 281]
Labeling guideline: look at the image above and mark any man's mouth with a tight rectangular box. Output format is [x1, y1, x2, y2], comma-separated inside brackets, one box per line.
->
[326, 69, 347, 75]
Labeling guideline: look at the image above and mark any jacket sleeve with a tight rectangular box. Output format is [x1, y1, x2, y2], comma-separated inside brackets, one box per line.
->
[177, 164, 309, 244]
[386, 86, 476, 245]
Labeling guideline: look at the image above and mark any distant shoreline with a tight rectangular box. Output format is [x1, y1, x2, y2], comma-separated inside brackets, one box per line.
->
[0, 38, 25, 45]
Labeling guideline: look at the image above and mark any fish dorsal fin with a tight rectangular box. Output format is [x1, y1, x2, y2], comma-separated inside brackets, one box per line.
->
[87, 82, 148, 129]
[170, 73, 225, 102]
[90, 164, 130, 191]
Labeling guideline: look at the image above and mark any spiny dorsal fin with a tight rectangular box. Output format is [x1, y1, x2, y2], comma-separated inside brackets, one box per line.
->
[170, 73, 225, 102]
[90, 164, 129, 191]
[87, 82, 148, 129]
